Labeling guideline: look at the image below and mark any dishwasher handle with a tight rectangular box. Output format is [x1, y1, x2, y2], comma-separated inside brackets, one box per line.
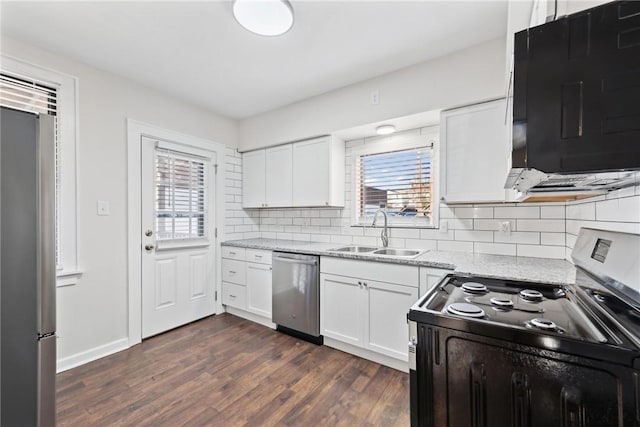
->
[273, 255, 318, 266]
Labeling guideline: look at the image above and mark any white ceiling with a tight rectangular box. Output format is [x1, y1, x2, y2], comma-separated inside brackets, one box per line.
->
[0, 1, 508, 120]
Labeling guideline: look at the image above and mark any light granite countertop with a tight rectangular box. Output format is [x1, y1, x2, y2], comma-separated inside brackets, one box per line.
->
[222, 238, 577, 286]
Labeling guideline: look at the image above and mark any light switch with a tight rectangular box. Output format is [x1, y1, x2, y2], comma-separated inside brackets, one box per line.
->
[97, 200, 110, 216]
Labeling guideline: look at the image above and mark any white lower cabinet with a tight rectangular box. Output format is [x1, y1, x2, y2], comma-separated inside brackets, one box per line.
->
[321, 274, 364, 347]
[419, 267, 454, 296]
[245, 262, 272, 318]
[222, 248, 273, 326]
[320, 257, 419, 364]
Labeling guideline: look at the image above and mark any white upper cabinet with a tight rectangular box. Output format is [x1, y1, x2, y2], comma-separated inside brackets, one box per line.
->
[242, 150, 266, 208]
[292, 136, 344, 207]
[265, 144, 293, 207]
[243, 135, 345, 208]
[440, 99, 516, 204]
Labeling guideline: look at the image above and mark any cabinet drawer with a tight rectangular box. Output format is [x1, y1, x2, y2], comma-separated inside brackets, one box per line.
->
[320, 257, 419, 287]
[222, 282, 246, 309]
[222, 246, 246, 261]
[245, 249, 271, 265]
[222, 259, 246, 285]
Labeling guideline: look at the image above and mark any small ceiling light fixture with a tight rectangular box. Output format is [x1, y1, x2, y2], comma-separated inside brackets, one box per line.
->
[375, 124, 396, 135]
[233, 0, 294, 37]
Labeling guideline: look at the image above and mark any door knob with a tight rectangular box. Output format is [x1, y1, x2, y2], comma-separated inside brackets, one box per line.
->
[144, 244, 155, 251]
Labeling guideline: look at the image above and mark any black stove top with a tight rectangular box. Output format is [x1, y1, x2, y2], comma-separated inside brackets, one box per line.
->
[411, 274, 622, 347]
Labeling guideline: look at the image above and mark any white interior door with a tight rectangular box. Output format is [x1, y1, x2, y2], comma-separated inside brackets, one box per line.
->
[141, 136, 217, 338]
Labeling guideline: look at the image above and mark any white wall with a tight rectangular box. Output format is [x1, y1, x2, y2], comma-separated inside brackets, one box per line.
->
[238, 37, 506, 151]
[0, 36, 239, 368]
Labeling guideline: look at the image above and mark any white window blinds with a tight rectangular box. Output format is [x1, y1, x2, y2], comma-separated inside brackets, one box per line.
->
[154, 148, 209, 242]
[0, 72, 62, 266]
[356, 146, 434, 222]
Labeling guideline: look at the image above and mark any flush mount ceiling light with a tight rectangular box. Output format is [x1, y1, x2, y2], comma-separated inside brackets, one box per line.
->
[375, 124, 396, 135]
[233, 0, 294, 37]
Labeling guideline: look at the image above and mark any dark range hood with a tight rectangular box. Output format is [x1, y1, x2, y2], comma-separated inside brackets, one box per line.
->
[506, 0, 640, 198]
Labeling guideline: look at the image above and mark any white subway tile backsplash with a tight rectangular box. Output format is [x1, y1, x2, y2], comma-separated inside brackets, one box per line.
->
[447, 218, 474, 230]
[540, 206, 565, 219]
[229, 144, 639, 263]
[516, 219, 564, 232]
[474, 242, 516, 256]
[494, 231, 540, 245]
[474, 219, 506, 231]
[454, 207, 494, 219]
[494, 206, 539, 219]
[437, 240, 474, 252]
[421, 228, 454, 240]
[596, 196, 640, 222]
[566, 203, 595, 221]
[540, 232, 565, 246]
[409, 239, 438, 251]
[454, 230, 493, 242]
[517, 245, 565, 259]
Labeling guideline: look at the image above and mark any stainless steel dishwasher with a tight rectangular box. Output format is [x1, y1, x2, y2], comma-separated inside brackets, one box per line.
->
[272, 252, 322, 344]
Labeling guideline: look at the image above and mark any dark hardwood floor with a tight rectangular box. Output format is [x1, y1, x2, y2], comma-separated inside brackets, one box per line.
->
[56, 314, 410, 426]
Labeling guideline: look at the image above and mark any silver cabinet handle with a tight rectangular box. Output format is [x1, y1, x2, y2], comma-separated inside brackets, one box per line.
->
[144, 244, 154, 251]
[229, 270, 236, 274]
[255, 255, 262, 259]
[145, 229, 153, 237]
[363, 282, 368, 288]
[229, 251, 236, 255]
[229, 294, 236, 298]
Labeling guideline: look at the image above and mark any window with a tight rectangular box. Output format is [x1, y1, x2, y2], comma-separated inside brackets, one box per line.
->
[154, 148, 209, 243]
[353, 127, 438, 227]
[0, 72, 62, 265]
[1, 55, 79, 284]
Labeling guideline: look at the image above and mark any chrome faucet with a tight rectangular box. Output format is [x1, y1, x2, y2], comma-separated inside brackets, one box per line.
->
[371, 208, 389, 248]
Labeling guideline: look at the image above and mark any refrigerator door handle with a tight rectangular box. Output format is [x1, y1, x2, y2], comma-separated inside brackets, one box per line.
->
[37, 114, 56, 335]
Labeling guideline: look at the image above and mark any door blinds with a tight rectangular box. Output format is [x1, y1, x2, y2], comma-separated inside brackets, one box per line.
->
[154, 148, 209, 242]
[0, 72, 62, 266]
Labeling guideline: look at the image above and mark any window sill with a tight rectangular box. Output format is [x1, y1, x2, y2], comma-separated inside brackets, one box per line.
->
[156, 239, 210, 251]
[351, 224, 437, 230]
[57, 270, 83, 287]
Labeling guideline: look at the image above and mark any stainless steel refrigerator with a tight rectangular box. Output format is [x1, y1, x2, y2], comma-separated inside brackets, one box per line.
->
[1, 106, 57, 427]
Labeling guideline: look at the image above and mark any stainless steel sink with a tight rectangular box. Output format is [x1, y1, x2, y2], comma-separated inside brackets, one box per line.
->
[372, 248, 422, 257]
[330, 245, 378, 253]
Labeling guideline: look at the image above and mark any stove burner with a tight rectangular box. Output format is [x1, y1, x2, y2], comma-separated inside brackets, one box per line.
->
[490, 297, 514, 308]
[446, 303, 486, 318]
[461, 282, 488, 293]
[520, 289, 544, 302]
[530, 318, 558, 331]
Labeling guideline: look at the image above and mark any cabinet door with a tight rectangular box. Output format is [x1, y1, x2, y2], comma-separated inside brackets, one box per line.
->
[246, 262, 272, 318]
[440, 100, 510, 203]
[265, 145, 292, 207]
[242, 150, 265, 208]
[292, 137, 330, 206]
[363, 280, 418, 361]
[320, 273, 364, 347]
[420, 267, 453, 297]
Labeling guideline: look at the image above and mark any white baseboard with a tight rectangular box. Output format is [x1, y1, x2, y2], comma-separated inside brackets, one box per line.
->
[56, 337, 129, 373]
[225, 306, 276, 329]
[323, 337, 408, 373]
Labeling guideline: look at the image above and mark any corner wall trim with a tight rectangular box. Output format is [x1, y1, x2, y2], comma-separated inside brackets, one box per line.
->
[56, 337, 129, 373]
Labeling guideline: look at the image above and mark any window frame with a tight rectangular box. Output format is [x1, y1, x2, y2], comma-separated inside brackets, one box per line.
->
[153, 147, 211, 249]
[350, 126, 440, 229]
[1, 54, 80, 285]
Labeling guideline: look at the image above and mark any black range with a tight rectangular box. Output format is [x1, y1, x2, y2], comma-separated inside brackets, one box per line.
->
[408, 228, 640, 427]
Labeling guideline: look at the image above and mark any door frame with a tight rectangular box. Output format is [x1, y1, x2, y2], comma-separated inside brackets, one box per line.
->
[126, 119, 226, 347]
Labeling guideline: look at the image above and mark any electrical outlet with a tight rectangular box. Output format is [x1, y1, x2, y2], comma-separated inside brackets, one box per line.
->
[439, 220, 448, 233]
[499, 220, 511, 235]
[370, 90, 379, 105]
